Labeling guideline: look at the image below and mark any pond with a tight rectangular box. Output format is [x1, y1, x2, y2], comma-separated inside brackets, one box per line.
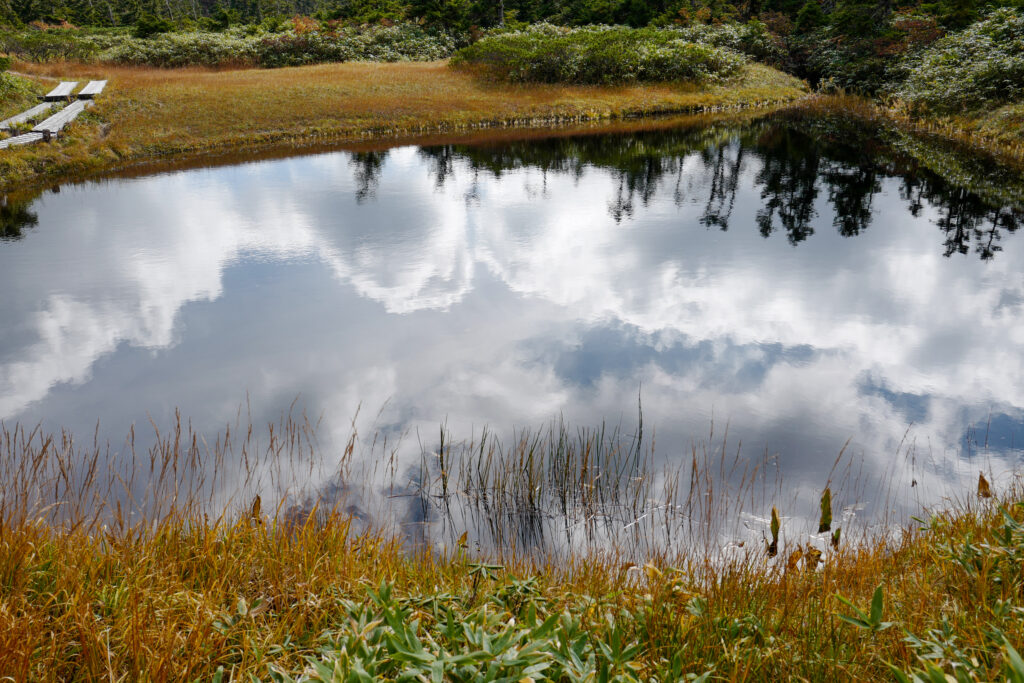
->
[2, 112, 1022, 555]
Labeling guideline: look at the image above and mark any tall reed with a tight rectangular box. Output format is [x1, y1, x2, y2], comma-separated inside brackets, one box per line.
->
[0, 413, 1020, 680]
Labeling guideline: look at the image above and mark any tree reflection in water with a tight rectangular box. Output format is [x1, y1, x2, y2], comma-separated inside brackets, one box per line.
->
[349, 151, 388, 204]
[0, 195, 39, 241]
[411, 116, 1022, 260]
[5, 115, 1019, 260]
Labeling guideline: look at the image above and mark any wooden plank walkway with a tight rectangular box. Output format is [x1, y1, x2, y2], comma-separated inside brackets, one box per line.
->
[33, 100, 93, 139]
[0, 132, 46, 149]
[0, 102, 56, 130]
[77, 80, 107, 99]
[1, 78, 106, 149]
[43, 81, 78, 101]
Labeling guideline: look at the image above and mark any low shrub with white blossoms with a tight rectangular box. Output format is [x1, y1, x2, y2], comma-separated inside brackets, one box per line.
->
[102, 31, 258, 67]
[97, 23, 457, 68]
[255, 23, 456, 67]
[892, 8, 1024, 114]
[451, 24, 748, 85]
[672, 20, 784, 65]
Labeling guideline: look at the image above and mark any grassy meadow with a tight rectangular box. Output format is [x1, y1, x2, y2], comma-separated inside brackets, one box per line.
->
[0, 60, 805, 190]
[0, 416, 1022, 681]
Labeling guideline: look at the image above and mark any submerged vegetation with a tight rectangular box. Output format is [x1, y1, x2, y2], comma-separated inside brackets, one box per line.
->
[0, 416, 1021, 680]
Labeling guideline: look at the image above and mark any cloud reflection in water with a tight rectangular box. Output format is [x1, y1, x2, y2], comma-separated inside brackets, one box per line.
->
[0, 120, 1022, 531]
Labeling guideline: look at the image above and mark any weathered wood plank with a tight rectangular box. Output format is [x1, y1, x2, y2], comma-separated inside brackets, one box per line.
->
[33, 100, 92, 137]
[44, 81, 78, 101]
[0, 102, 55, 130]
[0, 132, 45, 149]
[77, 80, 107, 99]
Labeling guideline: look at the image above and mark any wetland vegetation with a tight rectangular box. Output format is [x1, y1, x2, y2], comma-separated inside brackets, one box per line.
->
[0, 415, 1022, 681]
[0, 58, 804, 190]
[0, 0, 1023, 678]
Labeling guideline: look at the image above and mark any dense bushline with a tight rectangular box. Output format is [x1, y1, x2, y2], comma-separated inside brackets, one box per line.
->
[0, 20, 781, 74]
[451, 25, 747, 84]
[3, 0, 1021, 33]
[0, 22, 458, 67]
[890, 8, 1024, 114]
[3, 0, 1024, 100]
[0, 0, 1022, 148]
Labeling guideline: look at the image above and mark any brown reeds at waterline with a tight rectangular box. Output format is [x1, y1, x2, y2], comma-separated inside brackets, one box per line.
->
[0, 412, 1021, 680]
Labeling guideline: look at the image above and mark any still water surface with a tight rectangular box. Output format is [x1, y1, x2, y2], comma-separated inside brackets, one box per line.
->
[2, 115, 1023, 543]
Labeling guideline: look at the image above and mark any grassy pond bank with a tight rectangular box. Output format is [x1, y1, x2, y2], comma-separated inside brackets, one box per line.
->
[0, 416, 1022, 681]
[0, 60, 805, 191]
[2, 62, 1024, 196]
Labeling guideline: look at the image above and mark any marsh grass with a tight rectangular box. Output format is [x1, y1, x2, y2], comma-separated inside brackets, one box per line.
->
[0, 61, 807, 191]
[790, 93, 1024, 170]
[1, 412, 1021, 680]
[0, 71, 47, 124]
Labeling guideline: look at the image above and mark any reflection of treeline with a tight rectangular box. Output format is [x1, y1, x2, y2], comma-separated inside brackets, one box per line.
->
[393, 117, 1023, 259]
[0, 194, 38, 241]
[775, 110, 1024, 259]
[417, 121, 752, 221]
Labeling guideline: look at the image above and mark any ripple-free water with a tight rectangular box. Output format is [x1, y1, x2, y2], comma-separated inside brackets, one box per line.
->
[2, 115, 1022, 553]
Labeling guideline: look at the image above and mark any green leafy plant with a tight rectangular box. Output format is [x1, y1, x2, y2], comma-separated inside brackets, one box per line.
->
[818, 487, 832, 533]
[132, 13, 173, 39]
[836, 585, 895, 632]
[767, 505, 780, 556]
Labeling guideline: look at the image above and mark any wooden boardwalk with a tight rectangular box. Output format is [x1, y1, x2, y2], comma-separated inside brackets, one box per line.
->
[0, 132, 46, 149]
[0, 102, 55, 131]
[1, 78, 106, 148]
[33, 100, 93, 139]
[78, 80, 107, 99]
[44, 81, 78, 101]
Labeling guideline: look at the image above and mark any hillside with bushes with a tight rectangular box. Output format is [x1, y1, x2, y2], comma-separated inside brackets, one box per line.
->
[2, 0, 1023, 114]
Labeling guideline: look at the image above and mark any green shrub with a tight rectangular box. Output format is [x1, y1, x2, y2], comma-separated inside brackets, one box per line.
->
[100, 31, 258, 67]
[892, 8, 1024, 114]
[0, 71, 36, 99]
[0, 29, 104, 62]
[132, 13, 173, 39]
[0, 54, 10, 71]
[95, 23, 456, 68]
[0, 71, 42, 120]
[255, 23, 456, 67]
[672, 20, 784, 65]
[451, 24, 747, 85]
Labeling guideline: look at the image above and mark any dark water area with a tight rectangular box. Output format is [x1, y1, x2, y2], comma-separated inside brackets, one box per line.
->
[2, 114, 1023, 553]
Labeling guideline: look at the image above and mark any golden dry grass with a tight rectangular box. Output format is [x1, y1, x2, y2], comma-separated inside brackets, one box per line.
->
[0, 417, 1021, 681]
[0, 60, 807, 190]
[0, 478, 1020, 680]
